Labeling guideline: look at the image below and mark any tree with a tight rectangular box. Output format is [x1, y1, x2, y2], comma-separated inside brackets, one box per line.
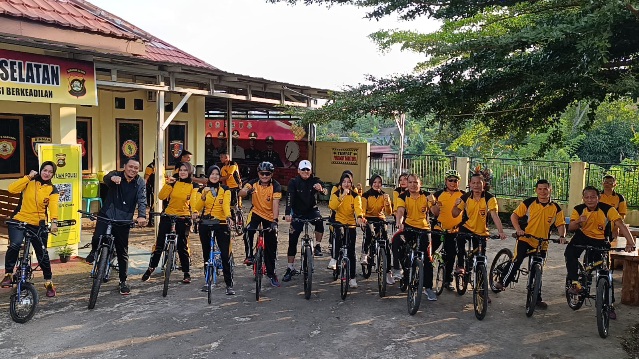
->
[270, 1, 639, 140]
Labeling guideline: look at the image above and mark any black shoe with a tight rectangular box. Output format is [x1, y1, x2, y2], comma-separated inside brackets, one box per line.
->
[282, 267, 297, 282]
[85, 251, 96, 264]
[119, 281, 130, 295]
[182, 273, 191, 284]
[141, 268, 154, 282]
[444, 282, 455, 291]
[314, 244, 323, 257]
[226, 286, 236, 295]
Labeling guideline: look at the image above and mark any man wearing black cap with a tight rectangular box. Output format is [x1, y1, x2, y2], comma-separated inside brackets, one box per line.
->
[261, 136, 283, 167]
[231, 130, 245, 161]
[244, 132, 261, 162]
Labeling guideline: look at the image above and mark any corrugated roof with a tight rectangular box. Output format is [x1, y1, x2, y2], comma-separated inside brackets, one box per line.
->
[0, 0, 216, 69]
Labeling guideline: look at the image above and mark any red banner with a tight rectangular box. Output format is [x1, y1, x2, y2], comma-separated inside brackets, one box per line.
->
[205, 119, 307, 141]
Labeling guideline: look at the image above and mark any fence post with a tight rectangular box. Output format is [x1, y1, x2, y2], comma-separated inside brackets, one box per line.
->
[457, 157, 470, 190]
[568, 161, 587, 211]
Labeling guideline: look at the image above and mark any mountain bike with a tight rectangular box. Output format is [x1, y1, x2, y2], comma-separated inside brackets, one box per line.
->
[150, 212, 191, 297]
[431, 229, 448, 296]
[292, 217, 326, 299]
[329, 222, 357, 300]
[79, 210, 134, 309]
[230, 191, 245, 236]
[247, 225, 274, 301]
[362, 219, 393, 298]
[201, 218, 234, 304]
[400, 227, 431, 315]
[489, 234, 559, 317]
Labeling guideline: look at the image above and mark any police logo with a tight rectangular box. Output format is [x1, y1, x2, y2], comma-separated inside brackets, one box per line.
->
[67, 68, 87, 98]
[170, 141, 183, 159]
[267, 196, 271, 202]
[31, 137, 51, 156]
[55, 153, 67, 167]
[547, 216, 553, 224]
[480, 209, 486, 217]
[0, 136, 17, 160]
[122, 140, 138, 158]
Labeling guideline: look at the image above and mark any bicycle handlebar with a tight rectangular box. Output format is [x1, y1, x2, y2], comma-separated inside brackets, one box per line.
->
[291, 217, 330, 223]
[5, 220, 51, 234]
[456, 232, 501, 240]
[514, 233, 560, 243]
[327, 222, 360, 229]
[78, 210, 136, 226]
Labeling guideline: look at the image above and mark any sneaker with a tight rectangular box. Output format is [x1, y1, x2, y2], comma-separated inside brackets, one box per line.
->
[327, 258, 337, 270]
[269, 274, 281, 287]
[361, 253, 368, 265]
[349, 279, 358, 288]
[454, 266, 465, 275]
[314, 244, 323, 257]
[119, 281, 130, 295]
[201, 285, 208, 292]
[567, 281, 582, 295]
[425, 288, 437, 301]
[226, 286, 236, 295]
[182, 273, 191, 284]
[243, 256, 254, 266]
[282, 267, 297, 282]
[536, 299, 548, 310]
[1, 273, 13, 288]
[141, 268, 154, 282]
[386, 272, 395, 285]
[494, 281, 505, 291]
[85, 251, 96, 264]
[45, 281, 56, 297]
[609, 307, 617, 320]
[392, 269, 402, 280]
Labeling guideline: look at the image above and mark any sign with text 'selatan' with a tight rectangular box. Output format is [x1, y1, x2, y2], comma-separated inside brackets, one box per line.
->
[0, 49, 97, 106]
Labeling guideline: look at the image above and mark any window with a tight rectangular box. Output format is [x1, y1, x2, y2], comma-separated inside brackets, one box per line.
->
[181, 103, 189, 113]
[0, 116, 52, 179]
[115, 97, 126, 109]
[76, 118, 92, 173]
[166, 122, 187, 167]
[165, 102, 174, 112]
[134, 98, 144, 110]
[116, 119, 142, 169]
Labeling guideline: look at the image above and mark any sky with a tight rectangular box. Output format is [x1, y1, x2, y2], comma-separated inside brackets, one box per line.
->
[88, 0, 440, 91]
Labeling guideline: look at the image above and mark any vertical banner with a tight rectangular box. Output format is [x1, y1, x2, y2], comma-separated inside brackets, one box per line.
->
[38, 144, 82, 247]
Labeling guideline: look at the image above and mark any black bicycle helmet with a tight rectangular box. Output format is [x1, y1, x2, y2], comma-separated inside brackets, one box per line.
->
[257, 161, 275, 172]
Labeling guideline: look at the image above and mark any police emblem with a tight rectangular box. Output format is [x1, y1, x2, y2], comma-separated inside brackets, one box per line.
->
[67, 68, 87, 98]
[55, 153, 67, 167]
[0, 136, 17, 160]
[31, 137, 52, 156]
[122, 140, 138, 158]
[170, 141, 183, 159]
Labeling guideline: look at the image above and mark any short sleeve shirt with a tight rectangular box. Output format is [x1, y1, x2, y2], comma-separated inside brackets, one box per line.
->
[514, 197, 566, 248]
[244, 179, 282, 221]
[571, 203, 621, 240]
[457, 192, 498, 236]
[396, 191, 431, 230]
[431, 189, 465, 232]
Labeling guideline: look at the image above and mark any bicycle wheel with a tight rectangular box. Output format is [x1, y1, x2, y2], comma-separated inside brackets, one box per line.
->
[303, 245, 313, 300]
[407, 258, 424, 315]
[206, 264, 214, 305]
[596, 277, 610, 338]
[163, 241, 175, 297]
[88, 246, 109, 309]
[435, 263, 445, 296]
[566, 262, 586, 310]
[473, 263, 489, 320]
[9, 282, 38, 323]
[229, 253, 235, 288]
[234, 209, 245, 236]
[490, 248, 513, 293]
[455, 270, 468, 296]
[255, 247, 263, 301]
[525, 263, 543, 317]
[340, 257, 350, 300]
[377, 247, 387, 298]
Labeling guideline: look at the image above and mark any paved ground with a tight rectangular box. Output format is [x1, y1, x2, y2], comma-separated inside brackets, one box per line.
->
[0, 205, 636, 358]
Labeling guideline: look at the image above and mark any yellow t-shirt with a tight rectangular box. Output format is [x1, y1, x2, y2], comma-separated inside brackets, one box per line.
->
[571, 203, 621, 240]
[329, 189, 363, 226]
[243, 179, 282, 221]
[361, 190, 392, 219]
[513, 197, 566, 249]
[158, 179, 199, 216]
[191, 185, 232, 222]
[9, 176, 59, 226]
[221, 162, 241, 189]
[396, 191, 431, 230]
[457, 192, 498, 236]
[431, 189, 464, 232]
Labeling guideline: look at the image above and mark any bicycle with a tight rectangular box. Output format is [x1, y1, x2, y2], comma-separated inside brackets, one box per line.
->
[399, 227, 431, 315]
[430, 229, 449, 296]
[329, 222, 358, 300]
[565, 241, 621, 338]
[79, 210, 135, 309]
[489, 234, 559, 317]
[230, 191, 245, 236]
[362, 220, 393, 298]
[455, 232, 500, 320]
[4, 220, 51, 323]
[292, 217, 326, 300]
[201, 218, 234, 304]
[150, 212, 191, 297]
[246, 225, 275, 301]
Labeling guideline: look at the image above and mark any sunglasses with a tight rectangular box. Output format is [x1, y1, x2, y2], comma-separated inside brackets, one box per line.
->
[259, 171, 272, 176]
[300, 168, 311, 172]
[447, 178, 459, 183]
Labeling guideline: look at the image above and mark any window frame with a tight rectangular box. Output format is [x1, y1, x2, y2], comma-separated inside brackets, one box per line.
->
[0, 115, 24, 179]
[76, 117, 93, 174]
[115, 119, 143, 170]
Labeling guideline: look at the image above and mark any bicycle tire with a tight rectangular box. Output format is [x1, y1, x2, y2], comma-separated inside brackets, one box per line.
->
[473, 263, 489, 320]
[566, 262, 586, 310]
[455, 271, 468, 296]
[255, 247, 263, 301]
[377, 247, 387, 298]
[229, 253, 235, 288]
[525, 263, 543, 318]
[303, 245, 313, 300]
[234, 209, 245, 236]
[407, 258, 424, 315]
[489, 248, 513, 293]
[88, 246, 109, 309]
[435, 263, 445, 296]
[207, 265, 214, 305]
[9, 282, 38, 323]
[163, 241, 176, 297]
[596, 277, 610, 338]
[340, 257, 349, 300]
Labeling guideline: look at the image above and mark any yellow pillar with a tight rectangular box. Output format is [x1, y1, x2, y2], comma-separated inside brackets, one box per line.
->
[568, 161, 587, 212]
[456, 156, 470, 190]
[50, 104, 77, 144]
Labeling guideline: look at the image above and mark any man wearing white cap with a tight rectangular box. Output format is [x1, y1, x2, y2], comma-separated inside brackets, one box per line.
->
[283, 160, 328, 282]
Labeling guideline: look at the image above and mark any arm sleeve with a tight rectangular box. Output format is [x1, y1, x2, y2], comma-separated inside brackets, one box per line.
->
[188, 187, 199, 212]
[48, 188, 60, 221]
[354, 195, 364, 218]
[102, 171, 118, 187]
[607, 207, 622, 223]
[570, 208, 580, 222]
[618, 195, 628, 216]
[158, 184, 173, 200]
[513, 202, 527, 217]
[7, 176, 30, 194]
[361, 196, 368, 215]
[329, 191, 341, 211]
[136, 179, 147, 218]
[191, 191, 205, 212]
[272, 181, 282, 200]
[223, 189, 232, 218]
[285, 179, 295, 215]
[396, 195, 406, 209]
[555, 210, 566, 226]
[487, 197, 499, 212]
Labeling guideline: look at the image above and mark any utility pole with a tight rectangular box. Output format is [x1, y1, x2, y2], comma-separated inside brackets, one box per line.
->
[394, 113, 405, 186]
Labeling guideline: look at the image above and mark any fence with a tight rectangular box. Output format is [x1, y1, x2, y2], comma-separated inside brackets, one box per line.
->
[369, 154, 455, 190]
[586, 162, 639, 208]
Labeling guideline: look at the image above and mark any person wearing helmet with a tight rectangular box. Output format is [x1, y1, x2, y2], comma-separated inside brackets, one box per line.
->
[239, 161, 282, 287]
[429, 169, 465, 291]
[260, 136, 283, 167]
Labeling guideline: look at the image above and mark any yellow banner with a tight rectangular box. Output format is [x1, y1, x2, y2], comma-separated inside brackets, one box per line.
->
[332, 148, 359, 165]
[0, 49, 97, 106]
[38, 144, 82, 247]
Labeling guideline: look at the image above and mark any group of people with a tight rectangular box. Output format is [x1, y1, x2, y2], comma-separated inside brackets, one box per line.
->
[1, 156, 636, 321]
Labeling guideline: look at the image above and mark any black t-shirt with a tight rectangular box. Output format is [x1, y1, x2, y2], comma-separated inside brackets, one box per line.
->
[285, 176, 324, 216]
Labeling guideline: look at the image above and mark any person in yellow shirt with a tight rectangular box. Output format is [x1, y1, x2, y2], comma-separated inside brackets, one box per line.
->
[361, 174, 393, 284]
[141, 162, 199, 284]
[192, 165, 235, 295]
[220, 151, 242, 206]
[390, 172, 409, 279]
[328, 172, 366, 288]
[600, 175, 628, 238]
[494, 179, 567, 309]
[429, 169, 465, 291]
[1, 162, 59, 297]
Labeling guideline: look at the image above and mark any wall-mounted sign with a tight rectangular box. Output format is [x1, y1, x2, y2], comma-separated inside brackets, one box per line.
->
[332, 148, 359, 165]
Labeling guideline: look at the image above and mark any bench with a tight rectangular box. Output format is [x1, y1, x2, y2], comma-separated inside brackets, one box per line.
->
[0, 189, 20, 227]
[610, 250, 639, 306]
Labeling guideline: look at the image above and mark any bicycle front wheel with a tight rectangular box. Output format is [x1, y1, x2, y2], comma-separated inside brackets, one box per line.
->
[566, 262, 586, 310]
[525, 263, 543, 317]
[407, 258, 424, 315]
[596, 277, 611, 338]
[255, 247, 263, 301]
[303, 245, 313, 300]
[377, 247, 387, 298]
[10, 282, 38, 323]
[163, 242, 176, 297]
[473, 263, 489, 320]
[490, 248, 513, 293]
[88, 246, 109, 309]
[435, 262, 445, 296]
[235, 209, 245, 236]
[206, 264, 214, 305]
[340, 257, 350, 300]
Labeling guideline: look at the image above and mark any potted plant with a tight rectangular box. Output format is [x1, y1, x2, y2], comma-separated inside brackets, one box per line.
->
[55, 245, 74, 263]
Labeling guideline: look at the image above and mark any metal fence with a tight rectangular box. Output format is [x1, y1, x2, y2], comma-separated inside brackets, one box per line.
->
[586, 162, 639, 208]
[369, 154, 456, 190]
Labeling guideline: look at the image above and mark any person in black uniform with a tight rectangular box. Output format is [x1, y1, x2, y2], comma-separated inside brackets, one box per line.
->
[261, 136, 283, 167]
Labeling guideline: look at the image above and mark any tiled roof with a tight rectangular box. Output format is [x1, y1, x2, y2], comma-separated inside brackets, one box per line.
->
[0, 0, 216, 69]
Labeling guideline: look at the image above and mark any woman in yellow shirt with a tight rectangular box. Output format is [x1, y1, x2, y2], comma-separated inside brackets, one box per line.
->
[191, 165, 235, 295]
[328, 172, 366, 289]
[142, 162, 199, 284]
[1, 162, 59, 297]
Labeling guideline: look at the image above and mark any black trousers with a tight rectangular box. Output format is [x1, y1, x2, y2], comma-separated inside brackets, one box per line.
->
[333, 226, 357, 277]
[91, 220, 131, 282]
[288, 209, 324, 257]
[198, 222, 232, 287]
[148, 216, 191, 274]
[6, 223, 52, 280]
[245, 213, 278, 276]
[564, 231, 606, 281]
[393, 225, 433, 288]
[364, 218, 391, 273]
[431, 232, 458, 283]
